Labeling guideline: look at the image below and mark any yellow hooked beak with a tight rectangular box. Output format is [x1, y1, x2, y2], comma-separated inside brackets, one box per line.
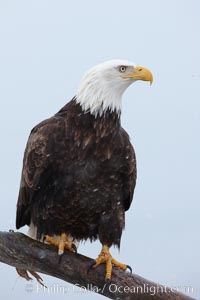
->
[122, 66, 153, 85]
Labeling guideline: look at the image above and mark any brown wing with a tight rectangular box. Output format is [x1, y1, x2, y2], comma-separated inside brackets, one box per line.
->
[120, 128, 137, 211]
[16, 117, 60, 229]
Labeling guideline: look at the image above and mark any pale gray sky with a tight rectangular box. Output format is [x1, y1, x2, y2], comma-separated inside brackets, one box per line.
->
[0, 0, 199, 299]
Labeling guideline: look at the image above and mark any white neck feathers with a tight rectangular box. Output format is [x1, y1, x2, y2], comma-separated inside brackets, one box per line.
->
[76, 80, 123, 117]
[75, 60, 135, 117]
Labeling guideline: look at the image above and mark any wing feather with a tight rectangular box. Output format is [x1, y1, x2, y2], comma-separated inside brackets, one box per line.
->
[119, 128, 137, 211]
[16, 117, 60, 228]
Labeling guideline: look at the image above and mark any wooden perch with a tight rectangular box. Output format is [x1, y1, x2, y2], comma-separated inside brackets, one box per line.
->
[0, 231, 195, 300]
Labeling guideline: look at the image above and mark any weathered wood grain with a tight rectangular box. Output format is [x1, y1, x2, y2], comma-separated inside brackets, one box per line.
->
[0, 231, 195, 300]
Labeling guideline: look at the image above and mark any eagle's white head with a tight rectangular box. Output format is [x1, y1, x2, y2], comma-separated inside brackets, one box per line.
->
[76, 59, 153, 117]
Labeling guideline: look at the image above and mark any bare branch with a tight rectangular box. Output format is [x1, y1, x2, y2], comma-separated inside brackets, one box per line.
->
[0, 231, 195, 300]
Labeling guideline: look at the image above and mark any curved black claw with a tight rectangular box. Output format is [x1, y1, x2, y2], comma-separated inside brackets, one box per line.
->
[87, 260, 96, 275]
[71, 243, 77, 253]
[58, 252, 64, 264]
[105, 278, 112, 285]
[126, 265, 132, 273]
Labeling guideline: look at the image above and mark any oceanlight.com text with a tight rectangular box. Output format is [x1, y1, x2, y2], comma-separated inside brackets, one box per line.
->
[24, 282, 194, 296]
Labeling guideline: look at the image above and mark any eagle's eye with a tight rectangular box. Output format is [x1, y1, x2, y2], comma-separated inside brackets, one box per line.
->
[119, 66, 127, 73]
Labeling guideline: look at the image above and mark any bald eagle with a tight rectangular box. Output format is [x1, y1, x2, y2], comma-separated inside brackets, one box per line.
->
[16, 60, 153, 280]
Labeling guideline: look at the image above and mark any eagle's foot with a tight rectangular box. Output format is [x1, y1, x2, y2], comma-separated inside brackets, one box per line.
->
[45, 233, 77, 255]
[91, 245, 128, 281]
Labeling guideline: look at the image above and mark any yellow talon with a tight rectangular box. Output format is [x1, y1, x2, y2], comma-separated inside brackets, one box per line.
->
[45, 233, 76, 254]
[92, 245, 128, 280]
[111, 258, 127, 271]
